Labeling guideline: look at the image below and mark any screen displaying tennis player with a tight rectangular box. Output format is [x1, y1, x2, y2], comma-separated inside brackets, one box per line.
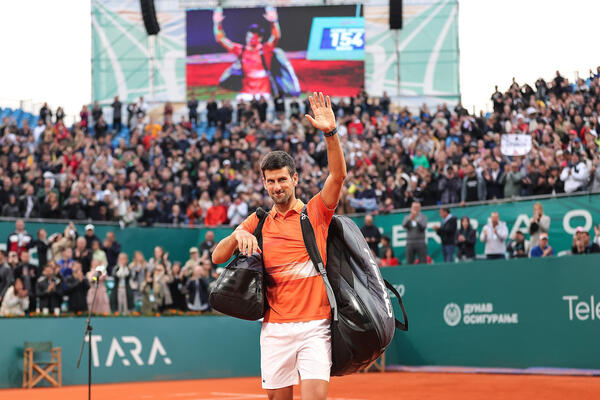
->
[186, 5, 364, 100]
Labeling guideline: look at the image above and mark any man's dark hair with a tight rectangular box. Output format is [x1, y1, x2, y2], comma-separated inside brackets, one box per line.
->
[440, 207, 450, 213]
[260, 151, 296, 178]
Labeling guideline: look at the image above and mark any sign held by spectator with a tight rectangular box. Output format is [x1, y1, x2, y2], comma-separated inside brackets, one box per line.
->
[501, 134, 532, 156]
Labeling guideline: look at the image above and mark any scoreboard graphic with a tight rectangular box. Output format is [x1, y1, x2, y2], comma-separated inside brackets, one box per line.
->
[307, 17, 365, 60]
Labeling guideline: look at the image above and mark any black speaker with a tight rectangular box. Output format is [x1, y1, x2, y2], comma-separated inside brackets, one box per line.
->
[140, 0, 160, 35]
[389, 0, 403, 30]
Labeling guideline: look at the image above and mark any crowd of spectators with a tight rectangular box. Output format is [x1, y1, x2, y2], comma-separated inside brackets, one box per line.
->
[0, 219, 220, 317]
[0, 68, 599, 227]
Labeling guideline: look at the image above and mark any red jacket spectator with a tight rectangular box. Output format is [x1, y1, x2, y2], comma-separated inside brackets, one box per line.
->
[204, 204, 228, 227]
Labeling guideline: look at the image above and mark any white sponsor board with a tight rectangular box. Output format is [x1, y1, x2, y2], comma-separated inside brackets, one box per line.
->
[443, 302, 518, 327]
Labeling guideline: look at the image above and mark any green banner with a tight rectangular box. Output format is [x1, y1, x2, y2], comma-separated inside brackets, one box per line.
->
[0, 316, 260, 388]
[368, 193, 600, 263]
[382, 254, 600, 369]
[0, 222, 231, 266]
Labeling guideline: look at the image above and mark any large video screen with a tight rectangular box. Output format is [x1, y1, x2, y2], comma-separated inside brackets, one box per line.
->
[186, 5, 364, 100]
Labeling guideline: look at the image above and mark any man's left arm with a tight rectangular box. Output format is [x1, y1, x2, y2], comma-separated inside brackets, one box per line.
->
[305, 92, 347, 209]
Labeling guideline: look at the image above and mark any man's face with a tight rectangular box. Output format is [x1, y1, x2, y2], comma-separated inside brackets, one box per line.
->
[20, 251, 29, 263]
[246, 31, 261, 47]
[263, 168, 297, 206]
[540, 237, 548, 248]
[411, 202, 421, 215]
[8, 252, 18, 265]
[365, 215, 373, 226]
[206, 231, 214, 242]
[491, 212, 499, 225]
[16, 220, 24, 231]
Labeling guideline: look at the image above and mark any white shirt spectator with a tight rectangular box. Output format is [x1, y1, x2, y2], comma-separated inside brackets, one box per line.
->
[560, 160, 588, 193]
[480, 218, 508, 256]
[0, 286, 29, 316]
[227, 199, 248, 226]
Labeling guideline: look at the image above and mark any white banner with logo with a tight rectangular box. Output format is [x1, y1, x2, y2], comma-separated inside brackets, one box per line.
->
[501, 134, 532, 156]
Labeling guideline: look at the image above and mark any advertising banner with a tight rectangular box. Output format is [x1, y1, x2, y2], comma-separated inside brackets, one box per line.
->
[186, 5, 364, 100]
[0, 316, 260, 388]
[382, 254, 600, 369]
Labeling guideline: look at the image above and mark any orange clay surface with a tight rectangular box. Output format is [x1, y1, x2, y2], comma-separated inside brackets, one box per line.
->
[2, 372, 599, 400]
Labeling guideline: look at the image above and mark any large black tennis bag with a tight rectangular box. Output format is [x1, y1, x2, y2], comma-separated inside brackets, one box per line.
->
[301, 207, 408, 376]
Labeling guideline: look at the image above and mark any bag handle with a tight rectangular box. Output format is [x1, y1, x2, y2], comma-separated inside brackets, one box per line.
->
[254, 207, 269, 250]
[384, 279, 409, 331]
[299, 206, 338, 321]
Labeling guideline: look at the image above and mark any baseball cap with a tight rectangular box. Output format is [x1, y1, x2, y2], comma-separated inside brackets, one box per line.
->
[189, 247, 199, 254]
[540, 233, 548, 240]
[85, 224, 95, 231]
[575, 227, 585, 233]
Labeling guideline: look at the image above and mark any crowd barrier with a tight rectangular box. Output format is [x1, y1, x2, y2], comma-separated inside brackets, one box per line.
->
[1, 254, 599, 387]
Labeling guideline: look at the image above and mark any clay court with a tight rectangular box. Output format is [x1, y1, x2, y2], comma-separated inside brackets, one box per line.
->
[2, 372, 599, 400]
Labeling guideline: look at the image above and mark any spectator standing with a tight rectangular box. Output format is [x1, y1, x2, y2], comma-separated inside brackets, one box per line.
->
[152, 263, 173, 312]
[141, 271, 157, 314]
[402, 202, 428, 264]
[433, 207, 457, 262]
[0, 277, 29, 316]
[64, 262, 89, 313]
[530, 233, 554, 258]
[6, 219, 33, 258]
[14, 251, 37, 312]
[84, 224, 100, 249]
[111, 96, 122, 132]
[86, 260, 110, 314]
[199, 231, 217, 264]
[33, 229, 50, 273]
[74, 237, 92, 274]
[168, 262, 187, 311]
[36, 264, 63, 315]
[360, 214, 382, 257]
[183, 247, 202, 279]
[91, 101, 103, 125]
[91, 240, 108, 268]
[507, 231, 528, 258]
[560, 152, 588, 193]
[380, 236, 392, 259]
[461, 164, 486, 203]
[457, 216, 476, 261]
[528, 202, 550, 251]
[186, 265, 210, 312]
[128, 251, 148, 307]
[480, 212, 508, 259]
[187, 95, 199, 126]
[110, 253, 134, 315]
[227, 195, 249, 226]
[103, 231, 122, 274]
[503, 161, 523, 198]
[0, 251, 12, 304]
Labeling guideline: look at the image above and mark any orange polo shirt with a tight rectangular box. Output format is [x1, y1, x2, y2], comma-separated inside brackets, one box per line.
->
[237, 194, 335, 323]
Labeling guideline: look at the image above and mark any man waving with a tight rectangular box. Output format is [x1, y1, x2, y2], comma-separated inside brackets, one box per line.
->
[213, 92, 346, 400]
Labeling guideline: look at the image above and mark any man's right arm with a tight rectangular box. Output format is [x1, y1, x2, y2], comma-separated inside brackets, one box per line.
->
[212, 214, 260, 264]
[213, 9, 236, 52]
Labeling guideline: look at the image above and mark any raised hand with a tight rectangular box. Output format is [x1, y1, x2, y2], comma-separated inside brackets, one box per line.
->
[305, 92, 336, 133]
[263, 6, 278, 22]
[213, 8, 224, 24]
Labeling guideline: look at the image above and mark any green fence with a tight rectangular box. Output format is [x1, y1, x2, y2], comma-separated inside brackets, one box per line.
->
[382, 254, 600, 369]
[1, 254, 599, 387]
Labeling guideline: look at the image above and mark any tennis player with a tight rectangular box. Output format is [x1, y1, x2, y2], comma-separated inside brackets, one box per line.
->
[213, 92, 345, 400]
[213, 7, 281, 101]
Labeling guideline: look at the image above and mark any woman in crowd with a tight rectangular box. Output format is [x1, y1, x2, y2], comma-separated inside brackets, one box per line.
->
[380, 247, 399, 267]
[128, 250, 148, 307]
[0, 277, 29, 316]
[110, 253, 134, 315]
[86, 260, 111, 314]
[457, 216, 477, 261]
[168, 262, 187, 311]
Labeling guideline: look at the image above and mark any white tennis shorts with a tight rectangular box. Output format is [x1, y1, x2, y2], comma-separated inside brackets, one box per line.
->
[260, 319, 332, 390]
